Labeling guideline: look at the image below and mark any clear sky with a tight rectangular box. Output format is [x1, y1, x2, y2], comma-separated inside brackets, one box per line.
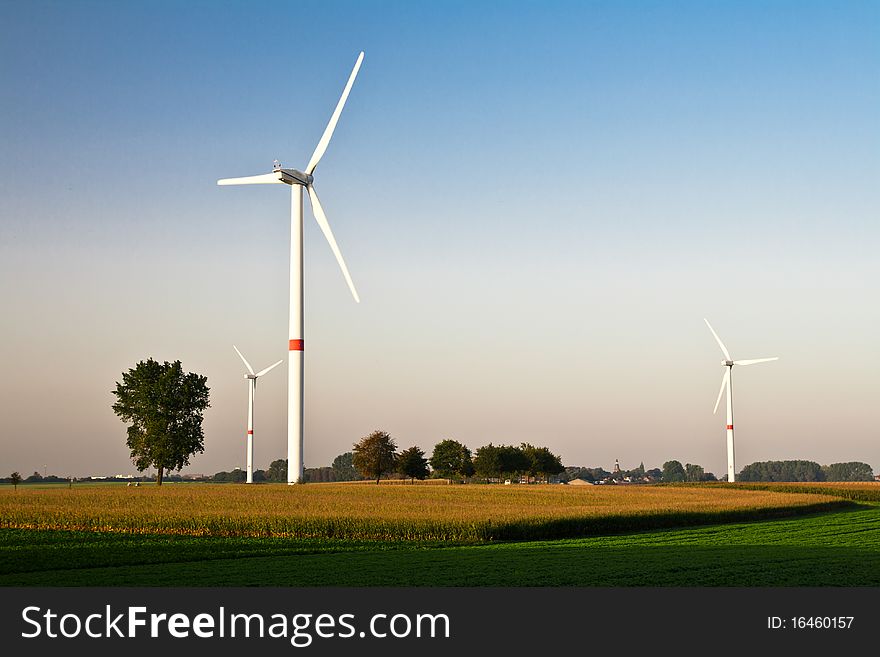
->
[1, 0, 877, 478]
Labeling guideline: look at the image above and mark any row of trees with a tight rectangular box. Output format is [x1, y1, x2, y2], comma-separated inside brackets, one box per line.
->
[349, 433, 565, 484]
[351, 431, 428, 484]
[562, 462, 715, 483]
[738, 460, 874, 482]
[660, 461, 718, 483]
[429, 439, 565, 482]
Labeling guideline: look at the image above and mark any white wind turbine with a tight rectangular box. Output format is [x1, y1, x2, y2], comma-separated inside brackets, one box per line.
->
[219, 52, 364, 484]
[233, 345, 283, 484]
[704, 318, 778, 482]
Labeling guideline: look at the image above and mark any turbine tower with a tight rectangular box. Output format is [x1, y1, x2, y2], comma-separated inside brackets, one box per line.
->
[704, 319, 778, 482]
[233, 345, 283, 484]
[219, 52, 364, 484]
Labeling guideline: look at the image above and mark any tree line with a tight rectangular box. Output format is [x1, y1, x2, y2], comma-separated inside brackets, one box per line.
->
[348, 431, 565, 484]
[103, 359, 876, 487]
[737, 460, 874, 482]
[208, 432, 567, 485]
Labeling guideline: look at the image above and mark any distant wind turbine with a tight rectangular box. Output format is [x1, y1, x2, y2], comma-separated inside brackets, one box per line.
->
[704, 319, 778, 482]
[219, 52, 365, 483]
[233, 345, 283, 484]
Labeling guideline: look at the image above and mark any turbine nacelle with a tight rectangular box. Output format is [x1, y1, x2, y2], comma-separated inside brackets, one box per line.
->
[278, 168, 314, 186]
[723, 360, 734, 367]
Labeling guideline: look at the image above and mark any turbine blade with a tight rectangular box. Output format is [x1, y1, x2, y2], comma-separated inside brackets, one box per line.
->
[733, 357, 779, 366]
[218, 172, 285, 185]
[305, 51, 364, 175]
[713, 369, 730, 414]
[255, 359, 284, 377]
[307, 185, 360, 303]
[704, 318, 731, 361]
[233, 345, 255, 375]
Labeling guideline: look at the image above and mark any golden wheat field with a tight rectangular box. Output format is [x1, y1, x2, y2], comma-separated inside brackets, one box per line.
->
[0, 483, 846, 542]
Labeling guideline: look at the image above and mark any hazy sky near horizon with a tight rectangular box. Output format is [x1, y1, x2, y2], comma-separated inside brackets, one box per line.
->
[1, 1, 878, 478]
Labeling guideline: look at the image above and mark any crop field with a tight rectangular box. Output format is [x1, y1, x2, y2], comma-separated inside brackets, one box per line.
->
[0, 483, 848, 542]
[1, 483, 877, 586]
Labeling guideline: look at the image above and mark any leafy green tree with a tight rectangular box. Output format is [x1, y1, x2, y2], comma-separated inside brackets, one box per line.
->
[25, 471, 42, 483]
[521, 443, 565, 482]
[662, 460, 686, 483]
[9, 472, 21, 490]
[429, 439, 474, 480]
[685, 463, 705, 482]
[266, 459, 287, 482]
[352, 430, 398, 484]
[822, 462, 874, 482]
[111, 358, 210, 486]
[473, 443, 503, 482]
[331, 452, 361, 481]
[397, 446, 430, 483]
[498, 445, 530, 480]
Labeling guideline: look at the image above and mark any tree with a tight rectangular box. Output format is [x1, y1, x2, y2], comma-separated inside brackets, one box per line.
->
[429, 439, 474, 480]
[662, 460, 686, 483]
[212, 469, 246, 483]
[473, 443, 503, 482]
[25, 471, 43, 483]
[266, 459, 287, 482]
[582, 467, 611, 482]
[397, 446, 429, 483]
[9, 472, 21, 490]
[823, 462, 874, 482]
[304, 467, 335, 483]
[352, 430, 398, 484]
[521, 443, 565, 482]
[498, 445, 530, 480]
[111, 358, 210, 486]
[685, 463, 705, 482]
[331, 452, 361, 481]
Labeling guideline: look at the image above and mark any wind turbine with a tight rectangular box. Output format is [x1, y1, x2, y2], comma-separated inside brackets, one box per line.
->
[219, 52, 364, 484]
[704, 319, 778, 482]
[233, 345, 283, 484]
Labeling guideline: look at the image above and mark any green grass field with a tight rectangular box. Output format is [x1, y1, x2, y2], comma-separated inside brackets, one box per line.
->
[1, 482, 878, 586]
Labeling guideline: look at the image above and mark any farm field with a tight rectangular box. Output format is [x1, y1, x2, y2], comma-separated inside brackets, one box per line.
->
[0, 482, 848, 541]
[1, 483, 878, 586]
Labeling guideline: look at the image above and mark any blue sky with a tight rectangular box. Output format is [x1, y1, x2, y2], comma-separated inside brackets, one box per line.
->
[1, 1, 878, 477]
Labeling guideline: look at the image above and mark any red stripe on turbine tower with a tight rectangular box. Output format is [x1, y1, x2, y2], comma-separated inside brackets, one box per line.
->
[289, 339, 304, 351]
[726, 425, 733, 430]
[247, 430, 254, 435]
